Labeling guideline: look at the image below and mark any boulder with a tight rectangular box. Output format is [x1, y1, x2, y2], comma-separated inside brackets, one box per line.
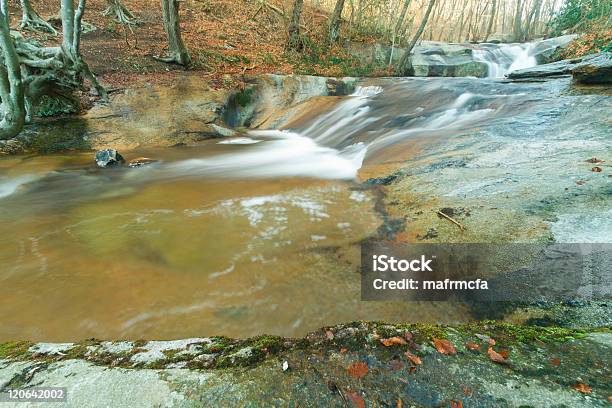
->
[95, 149, 124, 167]
[407, 52, 489, 77]
[571, 53, 612, 84]
[507, 54, 593, 79]
[531, 34, 578, 64]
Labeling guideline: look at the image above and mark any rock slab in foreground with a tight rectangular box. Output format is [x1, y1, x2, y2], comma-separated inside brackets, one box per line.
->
[1, 322, 610, 407]
[571, 53, 612, 84]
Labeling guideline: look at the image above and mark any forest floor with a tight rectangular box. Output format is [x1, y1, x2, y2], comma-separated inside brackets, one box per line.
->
[9, 0, 387, 92]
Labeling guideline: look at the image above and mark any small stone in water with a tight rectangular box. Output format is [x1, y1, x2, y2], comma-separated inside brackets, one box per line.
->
[128, 157, 158, 168]
[95, 149, 125, 168]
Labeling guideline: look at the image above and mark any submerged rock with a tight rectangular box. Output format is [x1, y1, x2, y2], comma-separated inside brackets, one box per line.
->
[127, 157, 158, 168]
[571, 53, 612, 84]
[95, 149, 124, 167]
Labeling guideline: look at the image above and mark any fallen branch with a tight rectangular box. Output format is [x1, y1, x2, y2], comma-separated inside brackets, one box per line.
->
[436, 210, 465, 231]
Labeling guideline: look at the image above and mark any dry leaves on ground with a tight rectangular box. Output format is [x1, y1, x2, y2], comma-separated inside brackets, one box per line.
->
[347, 361, 369, 378]
[487, 347, 506, 364]
[346, 391, 366, 408]
[572, 382, 592, 394]
[466, 341, 481, 351]
[381, 336, 408, 347]
[433, 338, 457, 355]
[404, 350, 422, 365]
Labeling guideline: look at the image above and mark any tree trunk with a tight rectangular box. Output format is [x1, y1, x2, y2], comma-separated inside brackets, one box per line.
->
[484, 0, 497, 41]
[287, 0, 303, 50]
[104, 0, 137, 25]
[20, 0, 57, 34]
[327, 0, 346, 44]
[513, 0, 523, 42]
[0, 1, 26, 139]
[396, 0, 436, 75]
[160, 0, 191, 65]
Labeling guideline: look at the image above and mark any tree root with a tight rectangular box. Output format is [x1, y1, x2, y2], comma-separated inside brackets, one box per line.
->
[21, 13, 57, 35]
[103, 0, 139, 26]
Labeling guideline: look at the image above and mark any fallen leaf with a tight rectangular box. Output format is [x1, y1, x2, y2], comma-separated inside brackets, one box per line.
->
[433, 338, 456, 355]
[466, 341, 481, 351]
[408, 365, 417, 374]
[381, 336, 408, 347]
[404, 350, 422, 365]
[585, 157, 603, 163]
[487, 347, 506, 364]
[499, 349, 510, 359]
[326, 330, 334, 340]
[404, 332, 413, 342]
[550, 358, 561, 366]
[346, 391, 366, 408]
[347, 361, 369, 378]
[449, 400, 463, 408]
[340, 348, 348, 353]
[397, 398, 402, 408]
[475, 333, 496, 345]
[571, 382, 592, 394]
[591, 166, 602, 172]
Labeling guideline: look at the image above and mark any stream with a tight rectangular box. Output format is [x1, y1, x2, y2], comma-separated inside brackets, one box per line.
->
[0, 44, 610, 341]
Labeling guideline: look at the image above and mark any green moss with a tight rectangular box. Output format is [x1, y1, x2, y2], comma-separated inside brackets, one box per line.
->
[0, 341, 33, 360]
[234, 88, 254, 107]
[458, 321, 587, 345]
[35, 95, 78, 117]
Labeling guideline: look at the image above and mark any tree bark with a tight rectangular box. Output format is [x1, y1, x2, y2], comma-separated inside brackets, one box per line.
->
[160, 0, 191, 66]
[0, 0, 26, 139]
[396, 0, 436, 75]
[104, 0, 138, 25]
[20, 0, 57, 34]
[327, 0, 346, 44]
[287, 0, 303, 50]
[484, 0, 497, 41]
[513, 0, 523, 42]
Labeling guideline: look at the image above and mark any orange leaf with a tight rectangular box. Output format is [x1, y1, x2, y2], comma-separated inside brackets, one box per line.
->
[346, 391, 366, 408]
[572, 382, 592, 394]
[381, 336, 408, 347]
[487, 347, 506, 364]
[449, 400, 463, 408]
[499, 349, 510, 359]
[549, 358, 561, 366]
[347, 361, 369, 378]
[466, 341, 481, 351]
[405, 350, 422, 365]
[433, 338, 456, 355]
[340, 348, 348, 353]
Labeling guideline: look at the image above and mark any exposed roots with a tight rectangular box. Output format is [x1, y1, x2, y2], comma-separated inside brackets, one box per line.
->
[20, 12, 57, 35]
[103, 0, 139, 26]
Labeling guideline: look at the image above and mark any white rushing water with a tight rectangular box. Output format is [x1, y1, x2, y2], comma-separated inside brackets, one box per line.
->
[473, 43, 537, 78]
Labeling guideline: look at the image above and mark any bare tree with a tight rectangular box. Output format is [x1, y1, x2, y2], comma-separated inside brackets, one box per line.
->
[484, 0, 497, 41]
[19, 0, 57, 34]
[104, 0, 138, 25]
[158, 0, 191, 65]
[287, 0, 304, 50]
[327, 0, 346, 44]
[0, 0, 26, 139]
[1, 0, 105, 139]
[513, 0, 524, 41]
[396, 0, 436, 75]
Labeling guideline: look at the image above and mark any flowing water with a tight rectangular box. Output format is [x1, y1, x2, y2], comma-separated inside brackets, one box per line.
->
[473, 42, 537, 77]
[0, 47, 609, 341]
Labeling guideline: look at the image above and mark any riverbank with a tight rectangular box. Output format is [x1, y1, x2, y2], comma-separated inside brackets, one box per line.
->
[1, 322, 610, 407]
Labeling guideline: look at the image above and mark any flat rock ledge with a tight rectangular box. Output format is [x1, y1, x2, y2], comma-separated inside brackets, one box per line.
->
[1, 322, 610, 407]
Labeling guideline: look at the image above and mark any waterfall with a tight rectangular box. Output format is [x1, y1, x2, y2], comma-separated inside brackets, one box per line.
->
[473, 43, 538, 78]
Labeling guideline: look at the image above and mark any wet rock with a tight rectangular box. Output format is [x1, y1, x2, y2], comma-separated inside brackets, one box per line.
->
[507, 54, 594, 79]
[127, 157, 158, 168]
[571, 53, 612, 84]
[95, 149, 124, 167]
[531, 34, 578, 64]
